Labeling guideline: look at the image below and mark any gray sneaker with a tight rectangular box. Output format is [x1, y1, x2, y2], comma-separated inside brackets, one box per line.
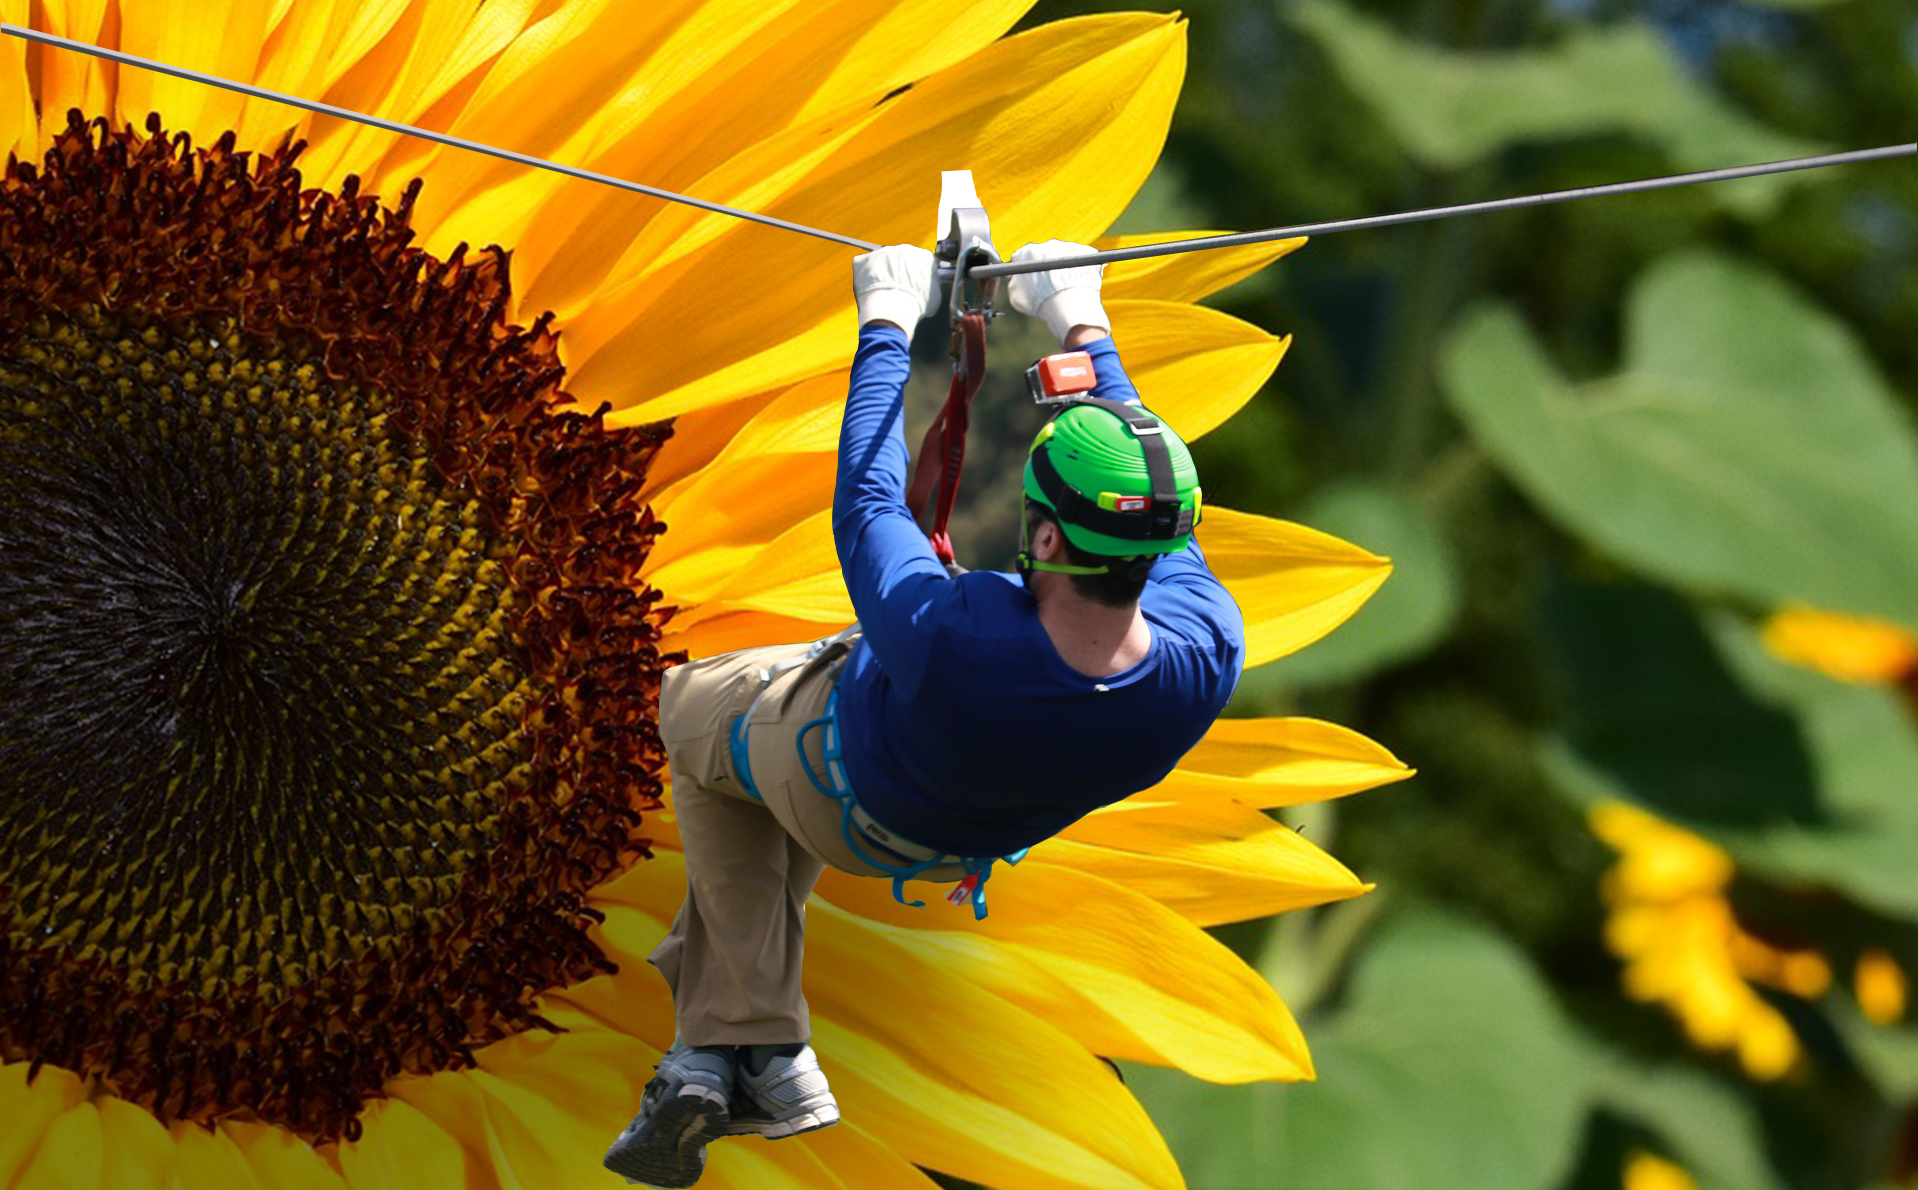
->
[723, 1044, 840, 1139]
[603, 1044, 733, 1188]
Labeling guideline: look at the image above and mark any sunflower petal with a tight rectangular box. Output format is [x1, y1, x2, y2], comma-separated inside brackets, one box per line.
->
[663, 607, 859, 663]
[658, 508, 854, 628]
[93, 1098, 173, 1190]
[474, 0, 1033, 317]
[802, 903, 1186, 1190]
[1201, 505, 1392, 667]
[225, 1120, 346, 1190]
[115, 0, 272, 147]
[644, 376, 844, 593]
[1108, 299, 1288, 441]
[24, 0, 115, 137]
[790, 1123, 945, 1190]
[0, 0, 32, 165]
[393, 0, 703, 249]
[15, 1099, 104, 1190]
[1154, 715, 1414, 810]
[293, 0, 539, 191]
[335, 1098, 472, 1190]
[815, 863, 1315, 1081]
[562, 14, 1187, 421]
[235, 0, 376, 148]
[0, 1062, 85, 1181]
[1034, 832, 1369, 926]
[169, 1122, 265, 1190]
[1098, 231, 1306, 304]
[453, 1030, 654, 1187]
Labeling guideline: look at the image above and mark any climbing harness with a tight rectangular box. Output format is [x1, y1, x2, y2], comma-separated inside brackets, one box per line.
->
[793, 687, 1028, 921]
[725, 626, 1028, 920]
[904, 192, 1001, 567]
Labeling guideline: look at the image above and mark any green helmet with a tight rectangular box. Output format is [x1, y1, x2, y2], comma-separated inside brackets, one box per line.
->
[1022, 398, 1202, 559]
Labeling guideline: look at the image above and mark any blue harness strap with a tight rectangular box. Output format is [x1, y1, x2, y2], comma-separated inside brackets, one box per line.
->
[793, 689, 1026, 921]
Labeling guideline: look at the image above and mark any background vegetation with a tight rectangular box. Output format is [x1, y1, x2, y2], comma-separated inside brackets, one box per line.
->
[928, 0, 1918, 1186]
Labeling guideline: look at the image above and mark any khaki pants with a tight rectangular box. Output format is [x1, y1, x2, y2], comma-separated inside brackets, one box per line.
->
[647, 631, 968, 1045]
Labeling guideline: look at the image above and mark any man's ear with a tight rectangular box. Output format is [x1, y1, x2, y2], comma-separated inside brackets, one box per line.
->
[1030, 516, 1062, 560]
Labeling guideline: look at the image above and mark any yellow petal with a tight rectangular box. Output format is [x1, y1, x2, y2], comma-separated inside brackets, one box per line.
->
[1154, 715, 1414, 810]
[14, 1099, 104, 1190]
[1098, 231, 1306, 304]
[1625, 1151, 1700, 1190]
[224, 1120, 346, 1190]
[292, 0, 538, 191]
[1856, 949, 1909, 1025]
[792, 1123, 945, 1190]
[1035, 831, 1369, 926]
[0, 1062, 86, 1182]
[562, 14, 1187, 421]
[1761, 604, 1918, 685]
[24, 0, 115, 135]
[234, 0, 380, 148]
[426, 0, 1028, 296]
[1108, 299, 1287, 441]
[644, 375, 845, 595]
[335, 1097, 472, 1190]
[392, 0, 700, 249]
[659, 508, 854, 628]
[816, 863, 1314, 1084]
[452, 1030, 655, 1188]
[115, 0, 272, 148]
[1, 0, 32, 165]
[170, 1122, 264, 1190]
[94, 1098, 173, 1190]
[1201, 506, 1392, 667]
[802, 902, 1186, 1190]
[662, 608, 857, 663]
[508, 0, 1035, 310]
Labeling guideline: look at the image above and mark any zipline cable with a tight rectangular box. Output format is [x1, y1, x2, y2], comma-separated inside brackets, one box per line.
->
[5, 23, 1909, 271]
[0, 21, 881, 252]
[971, 143, 1916, 279]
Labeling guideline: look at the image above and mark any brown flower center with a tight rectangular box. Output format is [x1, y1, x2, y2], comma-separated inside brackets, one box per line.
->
[0, 112, 680, 1142]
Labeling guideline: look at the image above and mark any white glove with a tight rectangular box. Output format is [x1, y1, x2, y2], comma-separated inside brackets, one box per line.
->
[1007, 240, 1108, 343]
[853, 244, 940, 330]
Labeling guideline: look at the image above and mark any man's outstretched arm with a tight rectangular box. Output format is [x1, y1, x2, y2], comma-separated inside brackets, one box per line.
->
[833, 247, 951, 698]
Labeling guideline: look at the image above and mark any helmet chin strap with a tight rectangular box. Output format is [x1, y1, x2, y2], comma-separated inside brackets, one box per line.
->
[1017, 514, 1134, 582]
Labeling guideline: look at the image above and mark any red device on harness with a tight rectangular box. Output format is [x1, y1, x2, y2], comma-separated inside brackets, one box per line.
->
[1025, 351, 1098, 404]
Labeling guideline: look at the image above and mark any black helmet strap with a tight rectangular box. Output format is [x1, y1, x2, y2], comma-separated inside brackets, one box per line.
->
[1029, 398, 1191, 542]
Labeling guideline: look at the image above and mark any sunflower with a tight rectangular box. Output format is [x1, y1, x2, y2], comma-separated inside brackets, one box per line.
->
[1760, 605, 1918, 689]
[0, 3, 1406, 1186]
[1590, 801, 1830, 1081]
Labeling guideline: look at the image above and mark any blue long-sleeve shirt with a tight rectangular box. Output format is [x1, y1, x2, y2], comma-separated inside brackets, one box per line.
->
[831, 325, 1245, 857]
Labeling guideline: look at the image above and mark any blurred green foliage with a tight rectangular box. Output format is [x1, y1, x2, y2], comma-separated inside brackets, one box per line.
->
[995, 0, 1918, 1186]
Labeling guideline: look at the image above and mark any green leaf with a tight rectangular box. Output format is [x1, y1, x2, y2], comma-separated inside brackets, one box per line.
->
[1443, 251, 1918, 632]
[1538, 582, 1821, 829]
[1703, 611, 1918, 919]
[1264, 482, 1461, 686]
[1128, 909, 1588, 1190]
[1588, 1060, 1790, 1190]
[1537, 584, 1918, 918]
[1288, 2, 1821, 213]
[1827, 995, 1918, 1100]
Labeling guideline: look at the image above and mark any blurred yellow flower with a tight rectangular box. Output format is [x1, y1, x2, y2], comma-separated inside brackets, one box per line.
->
[1623, 1150, 1699, 1190]
[1856, 949, 1909, 1026]
[1591, 801, 1828, 1081]
[1761, 605, 1918, 686]
[0, 2, 1407, 1187]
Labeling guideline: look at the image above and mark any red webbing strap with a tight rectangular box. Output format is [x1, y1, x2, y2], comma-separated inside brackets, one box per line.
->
[904, 310, 987, 565]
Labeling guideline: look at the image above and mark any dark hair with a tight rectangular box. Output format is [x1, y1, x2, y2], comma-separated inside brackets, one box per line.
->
[1023, 500, 1150, 608]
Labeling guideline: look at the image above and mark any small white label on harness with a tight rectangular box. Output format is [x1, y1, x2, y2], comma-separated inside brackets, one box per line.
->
[1094, 683, 1110, 692]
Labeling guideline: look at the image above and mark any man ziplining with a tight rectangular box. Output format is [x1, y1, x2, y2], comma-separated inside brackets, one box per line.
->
[601, 239, 1247, 1188]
